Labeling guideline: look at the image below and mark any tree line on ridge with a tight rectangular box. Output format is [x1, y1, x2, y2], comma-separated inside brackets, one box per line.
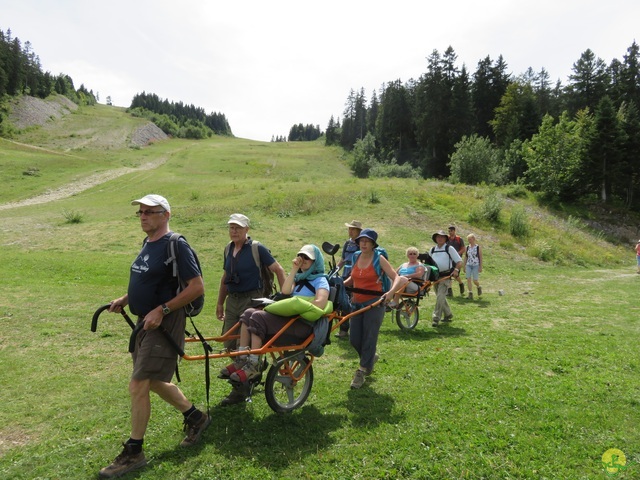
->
[327, 44, 640, 208]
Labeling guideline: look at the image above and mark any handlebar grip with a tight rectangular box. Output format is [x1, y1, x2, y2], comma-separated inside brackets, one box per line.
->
[91, 304, 112, 332]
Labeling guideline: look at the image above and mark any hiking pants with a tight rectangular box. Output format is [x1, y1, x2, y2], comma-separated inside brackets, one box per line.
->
[349, 303, 385, 371]
[433, 278, 452, 321]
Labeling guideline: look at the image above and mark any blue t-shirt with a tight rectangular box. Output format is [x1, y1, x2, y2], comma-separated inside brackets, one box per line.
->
[128, 233, 201, 316]
[398, 263, 420, 276]
[224, 239, 276, 293]
[293, 276, 330, 297]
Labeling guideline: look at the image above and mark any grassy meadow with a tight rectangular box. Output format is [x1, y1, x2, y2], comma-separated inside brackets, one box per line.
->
[0, 103, 639, 479]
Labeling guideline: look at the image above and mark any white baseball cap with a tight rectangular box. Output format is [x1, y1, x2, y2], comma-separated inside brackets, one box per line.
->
[131, 194, 171, 212]
[297, 244, 316, 260]
[228, 213, 250, 228]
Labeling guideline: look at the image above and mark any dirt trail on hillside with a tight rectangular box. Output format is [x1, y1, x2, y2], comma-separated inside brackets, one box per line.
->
[0, 157, 167, 211]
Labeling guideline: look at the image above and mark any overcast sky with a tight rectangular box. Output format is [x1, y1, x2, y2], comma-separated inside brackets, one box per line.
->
[2, 0, 638, 141]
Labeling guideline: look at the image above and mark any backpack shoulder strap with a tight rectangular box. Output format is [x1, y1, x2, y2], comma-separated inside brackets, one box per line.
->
[165, 232, 182, 278]
[250, 240, 261, 269]
[372, 249, 382, 276]
[223, 241, 232, 262]
[224, 240, 261, 270]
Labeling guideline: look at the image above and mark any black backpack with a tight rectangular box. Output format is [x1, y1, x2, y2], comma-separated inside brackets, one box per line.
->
[166, 233, 205, 316]
[417, 252, 440, 281]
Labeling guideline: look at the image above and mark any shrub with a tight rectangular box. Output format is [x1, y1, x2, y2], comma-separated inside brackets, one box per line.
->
[530, 239, 556, 262]
[369, 160, 420, 179]
[509, 207, 531, 238]
[62, 209, 84, 224]
[449, 134, 505, 185]
[469, 192, 503, 224]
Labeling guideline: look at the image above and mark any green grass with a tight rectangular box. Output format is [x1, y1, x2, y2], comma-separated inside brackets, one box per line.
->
[1, 104, 639, 479]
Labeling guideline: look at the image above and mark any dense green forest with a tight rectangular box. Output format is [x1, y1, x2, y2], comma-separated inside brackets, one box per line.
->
[129, 92, 232, 138]
[282, 123, 322, 142]
[329, 43, 640, 208]
[0, 28, 97, 107]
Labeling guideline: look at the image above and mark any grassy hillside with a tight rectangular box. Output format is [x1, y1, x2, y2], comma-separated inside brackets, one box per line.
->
[1, 103, 638, 479]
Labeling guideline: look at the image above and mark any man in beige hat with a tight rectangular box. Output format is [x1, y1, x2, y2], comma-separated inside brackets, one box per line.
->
[215, 213, 285, 405]
[429, 230, 462, 327]
[335, 220, 363, 338]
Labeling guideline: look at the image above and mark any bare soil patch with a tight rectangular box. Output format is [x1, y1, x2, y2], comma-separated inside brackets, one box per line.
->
[0, 157, 167, 211]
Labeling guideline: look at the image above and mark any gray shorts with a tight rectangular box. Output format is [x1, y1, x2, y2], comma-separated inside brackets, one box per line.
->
[465, 264, 479, 281]
[131, 309, 185, 382]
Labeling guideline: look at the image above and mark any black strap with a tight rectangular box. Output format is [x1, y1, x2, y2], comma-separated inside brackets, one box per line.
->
[188, 316, 213, 415]
[345, 286, 384, 296]
[294, 279, 316, 294]
[431, 243, 455, 270]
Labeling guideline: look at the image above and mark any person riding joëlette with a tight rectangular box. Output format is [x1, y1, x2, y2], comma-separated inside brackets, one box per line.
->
[343, 228, 407, 389]
[463, 233, 483, 299]
[218, 244, 330, 402]
[388, 246, 426, 307]
[430, 230, 463, 327]
[99, 194, 208, 479]
[335, 220, 363, 339]
[447, 225, 466, 296]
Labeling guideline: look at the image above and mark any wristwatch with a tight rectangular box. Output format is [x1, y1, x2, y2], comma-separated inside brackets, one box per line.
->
[161, 304, 170, 315]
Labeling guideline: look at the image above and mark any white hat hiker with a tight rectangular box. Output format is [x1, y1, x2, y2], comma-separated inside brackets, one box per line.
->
[131, 194, 171, 212]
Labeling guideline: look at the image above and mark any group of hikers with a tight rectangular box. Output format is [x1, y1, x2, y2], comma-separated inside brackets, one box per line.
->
[98, 193, 484, 478]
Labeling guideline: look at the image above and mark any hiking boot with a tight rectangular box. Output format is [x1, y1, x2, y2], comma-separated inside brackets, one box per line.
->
[468, 292, 473, 300]
[447, 288, 453, 297]
[366, 354, 379, 376]
[99, 443, 147, 478]
[432, 317, 440, 327]
[180, 410, 211, 447]
[219, 384, 248, 407]
[443, 314, 453, 323]
[335, 330, 349, 339]
[219, 356, 247, 379]
[351, 369, 366, 389]
[477, 286, 483, 296]
[459, 283, 465, 295]
[230, 360, 261, 383]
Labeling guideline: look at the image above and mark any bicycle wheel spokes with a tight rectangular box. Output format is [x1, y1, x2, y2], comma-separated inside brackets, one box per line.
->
[396, 298, 419, 330]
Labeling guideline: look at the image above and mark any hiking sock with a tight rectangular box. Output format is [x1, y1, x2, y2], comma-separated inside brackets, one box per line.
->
[237, 345, 250, 360]
[182, 405, 201, 421]
[125, 438, 144, 454]
[248, 354, 260, 366]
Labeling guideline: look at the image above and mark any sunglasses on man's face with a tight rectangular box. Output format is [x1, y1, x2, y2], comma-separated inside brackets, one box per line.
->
[135, 209, 165, 217]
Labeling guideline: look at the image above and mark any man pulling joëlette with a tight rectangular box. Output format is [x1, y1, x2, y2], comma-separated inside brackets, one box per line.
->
[100, 194, 209, 478]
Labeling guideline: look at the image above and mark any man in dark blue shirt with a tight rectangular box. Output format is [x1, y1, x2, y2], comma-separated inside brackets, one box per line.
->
[100, 194, 208, 479]
[215, 213, 285, 405]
